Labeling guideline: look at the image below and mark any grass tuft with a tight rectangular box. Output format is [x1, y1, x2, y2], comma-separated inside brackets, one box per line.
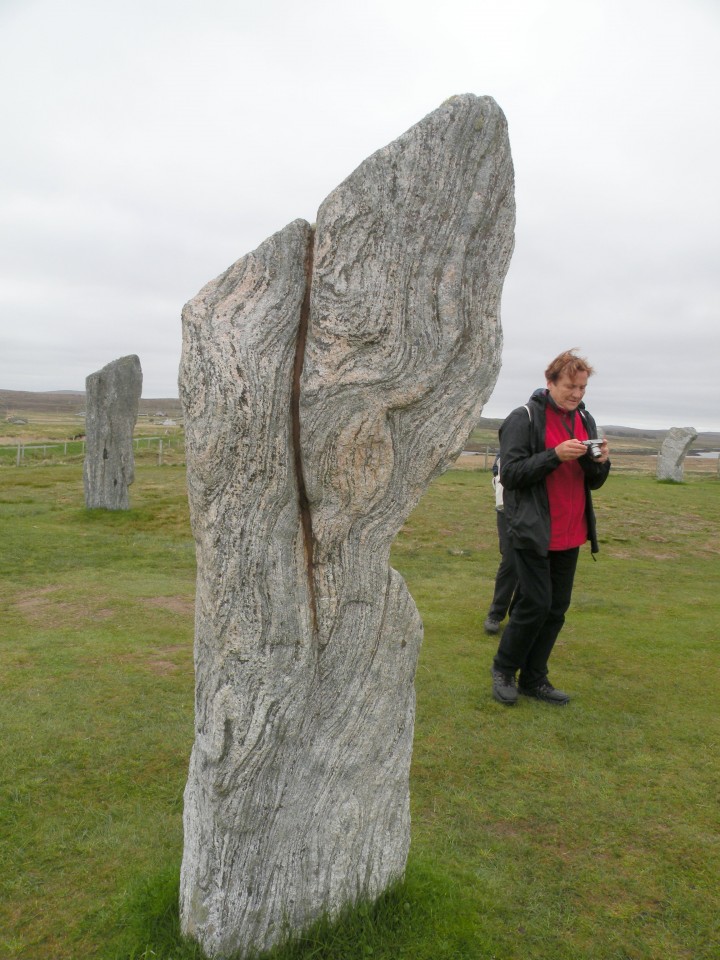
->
[99, 866, 205, 960]
[101, 855, 484, 960]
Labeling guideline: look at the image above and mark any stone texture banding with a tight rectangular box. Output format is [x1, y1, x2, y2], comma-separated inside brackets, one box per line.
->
[179, 94, 515, 958]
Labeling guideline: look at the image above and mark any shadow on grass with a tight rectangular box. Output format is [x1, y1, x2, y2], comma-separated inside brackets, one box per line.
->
[103, 855, 483, 960]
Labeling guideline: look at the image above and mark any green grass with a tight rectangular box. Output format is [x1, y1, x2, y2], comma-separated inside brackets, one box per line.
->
[1, 461, 719, 959]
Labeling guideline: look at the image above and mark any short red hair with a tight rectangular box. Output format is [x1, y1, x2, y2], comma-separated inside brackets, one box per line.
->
[545, 349, 595, 383]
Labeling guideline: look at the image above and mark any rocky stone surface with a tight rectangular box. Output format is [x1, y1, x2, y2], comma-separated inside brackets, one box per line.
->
[656, 426, 698, 481]
[83, 355, 142, 509]
[179, 93, 515, 958]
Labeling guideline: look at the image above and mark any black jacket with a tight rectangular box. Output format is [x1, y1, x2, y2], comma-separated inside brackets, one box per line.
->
[499, 390, 610, 556]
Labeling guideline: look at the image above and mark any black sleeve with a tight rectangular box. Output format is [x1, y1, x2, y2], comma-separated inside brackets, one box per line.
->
[499, 407, 560, 491]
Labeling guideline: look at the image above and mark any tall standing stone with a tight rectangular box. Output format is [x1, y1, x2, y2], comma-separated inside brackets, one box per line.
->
[179, 94, 515, 958]
[656, 426, 698, 481]
[83, 354, 142, 509]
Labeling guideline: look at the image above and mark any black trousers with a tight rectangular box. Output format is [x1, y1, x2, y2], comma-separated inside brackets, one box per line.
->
[487, 510, 518, 621]
[493, 546, 579, 688]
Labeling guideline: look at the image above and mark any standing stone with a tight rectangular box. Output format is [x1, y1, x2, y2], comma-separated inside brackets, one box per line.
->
[179, 94, 514, 958]
[656, 426, 698, 481]
[83, 354, 142, 509]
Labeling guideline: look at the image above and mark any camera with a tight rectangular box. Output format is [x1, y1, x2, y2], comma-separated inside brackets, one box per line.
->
[581, 439, 603, 459]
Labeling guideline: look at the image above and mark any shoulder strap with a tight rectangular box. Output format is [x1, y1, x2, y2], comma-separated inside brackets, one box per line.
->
[523, 404, 531, 420]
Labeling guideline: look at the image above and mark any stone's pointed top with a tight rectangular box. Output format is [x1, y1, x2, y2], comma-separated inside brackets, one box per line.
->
[191, 218, 314, 307]
[94, 353, 141, 370]
[86, 354, 143, 388]
[323, 93, 512, 213]
[441, 91, 506, 113]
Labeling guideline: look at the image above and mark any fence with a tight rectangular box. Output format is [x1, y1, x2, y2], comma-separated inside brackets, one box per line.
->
[1, 436, 183, 467]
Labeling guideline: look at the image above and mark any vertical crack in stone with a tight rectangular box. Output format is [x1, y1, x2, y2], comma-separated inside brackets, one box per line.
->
[292, 227, 317, 633]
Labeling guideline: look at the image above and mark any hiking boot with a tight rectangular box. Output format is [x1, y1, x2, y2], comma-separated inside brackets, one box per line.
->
[491, 668, 518, 705]
[484, 616, 502, 634]
[518, 680, 570, 706]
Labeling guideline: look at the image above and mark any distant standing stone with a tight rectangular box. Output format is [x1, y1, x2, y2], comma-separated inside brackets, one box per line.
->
[83, 355, 142, 509]
[656, 426, 698, 481]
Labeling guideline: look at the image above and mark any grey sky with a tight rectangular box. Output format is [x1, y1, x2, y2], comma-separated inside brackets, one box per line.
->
[1, 0, 718, 430]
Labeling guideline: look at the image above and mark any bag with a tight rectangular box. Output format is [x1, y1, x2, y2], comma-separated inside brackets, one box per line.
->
[492, 457, 504, 510]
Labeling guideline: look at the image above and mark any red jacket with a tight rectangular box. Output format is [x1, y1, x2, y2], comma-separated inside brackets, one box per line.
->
[544, 405, 588, 550]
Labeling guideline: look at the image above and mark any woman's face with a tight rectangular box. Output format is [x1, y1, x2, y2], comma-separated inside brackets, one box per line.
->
[546, 371, 588, 412]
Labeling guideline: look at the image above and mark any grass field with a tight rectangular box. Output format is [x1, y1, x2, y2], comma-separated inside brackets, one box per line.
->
[1, 442, 719, 959]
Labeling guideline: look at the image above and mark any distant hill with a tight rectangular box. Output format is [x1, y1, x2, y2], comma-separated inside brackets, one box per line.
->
[478, 416, 666, 440]
[474, 416, 720, 447]
[3, 392, 719, 447]
[0, 389, 183, 419]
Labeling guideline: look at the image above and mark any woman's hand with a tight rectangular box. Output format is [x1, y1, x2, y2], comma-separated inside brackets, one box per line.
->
[555, 438, 610, 463]
[555, 439, 589, 461]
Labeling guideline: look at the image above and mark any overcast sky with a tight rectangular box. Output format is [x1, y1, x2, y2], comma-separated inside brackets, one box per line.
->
[1, 0, 718, 430]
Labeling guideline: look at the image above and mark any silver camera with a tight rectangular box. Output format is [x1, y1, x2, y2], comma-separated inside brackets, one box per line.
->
[581, 439, 603, 459]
